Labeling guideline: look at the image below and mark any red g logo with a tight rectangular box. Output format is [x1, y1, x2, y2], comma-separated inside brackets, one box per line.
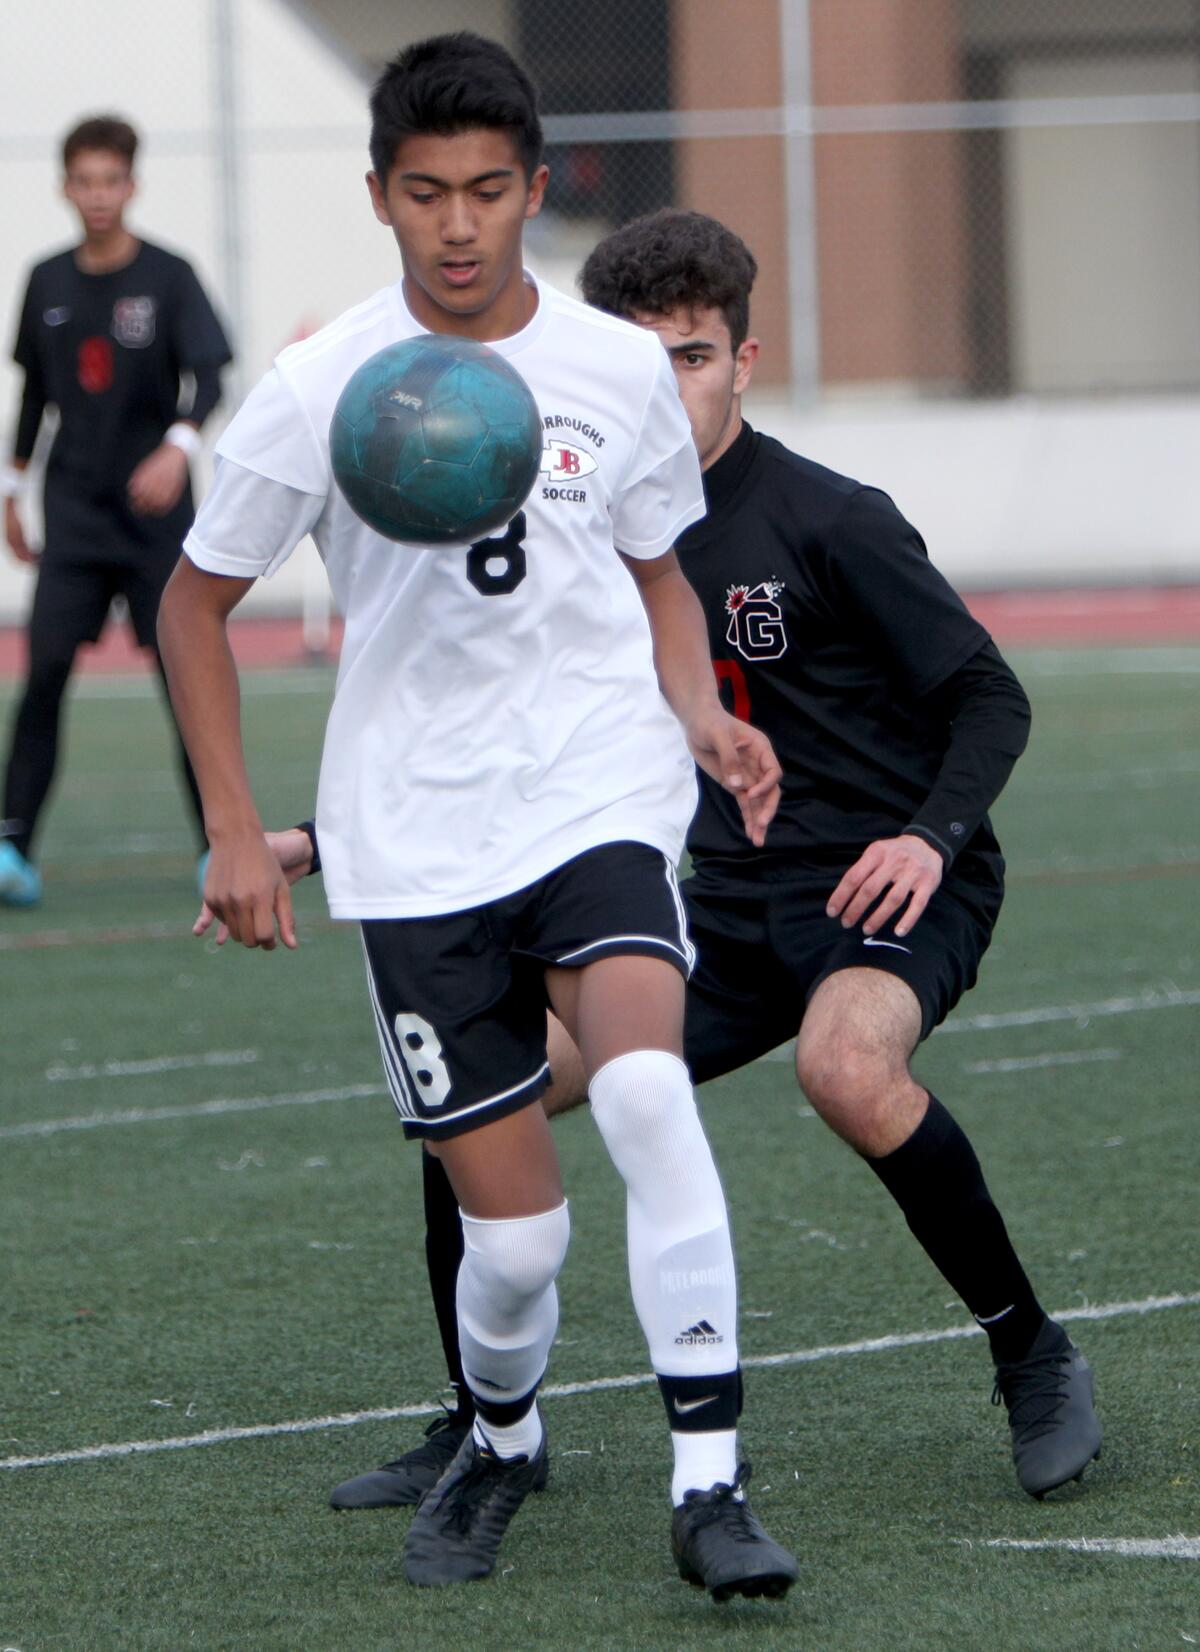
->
[78, 336, 114, 393]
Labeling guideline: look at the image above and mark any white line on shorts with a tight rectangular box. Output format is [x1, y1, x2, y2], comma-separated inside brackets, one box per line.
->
[45, 1050, 259, 1084]
[2, 1290, 1195, 1473]
[963, 1048, 1123, 1075]
[0, 1083, 386, 1140]
[959, 1536, 1200, 1560]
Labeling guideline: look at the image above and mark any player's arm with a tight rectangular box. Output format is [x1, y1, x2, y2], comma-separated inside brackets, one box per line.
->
[822, 489, 1032, 936]
[126, 379, 222, 517]
[157, 557, 296, 950]
[129, 262, 232, 517]
[2, 452, 36, 564]
[828, 641, 1031, 936]
[621, 548, 781, 846]
[5, 283, 48, 563]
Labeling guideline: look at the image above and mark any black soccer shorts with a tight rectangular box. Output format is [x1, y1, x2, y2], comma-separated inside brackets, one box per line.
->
[28, 551, 180, 655]
[360, 840, 695, 1141]
[680, 859, 1001, 1084]
[35, 483, 192, 652]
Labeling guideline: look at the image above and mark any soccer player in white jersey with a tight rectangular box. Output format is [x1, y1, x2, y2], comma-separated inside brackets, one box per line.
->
[157, 33, 798, 1599]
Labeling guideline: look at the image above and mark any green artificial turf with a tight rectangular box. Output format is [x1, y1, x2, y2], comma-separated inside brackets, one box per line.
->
[1, 646, 1197, 1650]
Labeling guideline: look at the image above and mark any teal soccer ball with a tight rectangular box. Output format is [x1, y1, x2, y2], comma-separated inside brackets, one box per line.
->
[329, 336, 542, 545]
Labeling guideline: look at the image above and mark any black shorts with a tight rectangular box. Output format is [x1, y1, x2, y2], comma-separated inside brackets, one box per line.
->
[361, 841, 694, 1141]
[35, 480, 192, 652]
[29, 552, 181, 653]
[681, 861, 1001, 1084]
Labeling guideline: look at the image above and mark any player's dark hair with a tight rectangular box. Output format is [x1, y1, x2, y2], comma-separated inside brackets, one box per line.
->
[62, 115, 138, 172]
[581, 209, 758, 353]
[369, 32, 544, 182]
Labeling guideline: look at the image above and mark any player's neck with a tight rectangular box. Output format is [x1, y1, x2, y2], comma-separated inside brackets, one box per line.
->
[700, 403, 744, 473]
[402, 263, 538, 344]
[76, 227, 140, 275]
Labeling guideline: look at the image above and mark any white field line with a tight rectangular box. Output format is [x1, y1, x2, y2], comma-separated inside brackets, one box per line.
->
[0, 1083, 385, 1140]
[45, 1050, 259, 1084]
[760, 985, 1200, 1061]
[967, 1536, 1200, 1561]
[934, 986, 1200, 1034]
[0, 920, 184, 951]
[2, 1290, 1196, 1474]
[964, 1048, 1122, 1075]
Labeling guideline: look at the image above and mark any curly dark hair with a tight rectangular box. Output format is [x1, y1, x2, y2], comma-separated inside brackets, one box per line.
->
[580, 209, 758, 351]
[369, 32, 543, 183]
[63, 115, 138, 172]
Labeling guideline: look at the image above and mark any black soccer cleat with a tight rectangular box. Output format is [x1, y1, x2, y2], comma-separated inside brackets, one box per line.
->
[329, 1412, 472, 1509]
[403, 1423, 550, 1586]
[992, 1318, 1103, 1499]
[671, 1462, 799, 1603]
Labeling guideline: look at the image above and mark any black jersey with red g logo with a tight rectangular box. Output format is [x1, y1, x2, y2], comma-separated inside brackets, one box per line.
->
[676, 423, 1003, 892]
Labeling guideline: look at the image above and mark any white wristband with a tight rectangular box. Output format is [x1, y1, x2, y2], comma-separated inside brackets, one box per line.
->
[1, 463, 29, 499]
[164, 422, 202, 458]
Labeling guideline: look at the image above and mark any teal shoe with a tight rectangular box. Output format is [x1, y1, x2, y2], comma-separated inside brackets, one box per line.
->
[0, 841, 43, 908]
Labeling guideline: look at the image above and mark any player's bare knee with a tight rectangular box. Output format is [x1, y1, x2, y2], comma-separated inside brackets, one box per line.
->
[796, 1038, 894, 1118]
[795, 1021, 925, 1152]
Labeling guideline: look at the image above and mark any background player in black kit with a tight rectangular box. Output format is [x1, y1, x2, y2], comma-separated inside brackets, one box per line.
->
[219, 211, 1102, 1509]
[0, 115, 231, 907]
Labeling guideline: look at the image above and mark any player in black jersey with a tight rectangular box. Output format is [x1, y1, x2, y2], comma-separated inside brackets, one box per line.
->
[218, 211, 1101, 1507]
[0, 115, 231, 907]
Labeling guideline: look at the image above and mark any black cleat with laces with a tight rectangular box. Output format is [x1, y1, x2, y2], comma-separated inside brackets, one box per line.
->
[404, 1423, 549, 1586]
[671, 1462, 799, 1603]
[992, 1318, 1102, 1499]
[329, 1412, 472, 1509]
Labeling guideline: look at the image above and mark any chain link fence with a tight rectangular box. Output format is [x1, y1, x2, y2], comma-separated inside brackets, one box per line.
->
[3, 0, 1198, 405]
[3, 0, 1199, 623]
[298, 0, 1200, 399]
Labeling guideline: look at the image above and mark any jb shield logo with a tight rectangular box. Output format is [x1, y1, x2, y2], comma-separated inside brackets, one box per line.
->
[540, 441, 598, 484]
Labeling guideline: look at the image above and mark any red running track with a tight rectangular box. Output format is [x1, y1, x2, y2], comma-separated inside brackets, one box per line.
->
[1, 586, 1199, 678]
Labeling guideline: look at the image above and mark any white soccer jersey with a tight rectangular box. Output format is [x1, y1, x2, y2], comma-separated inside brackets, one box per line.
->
[185, 274, 706, 918]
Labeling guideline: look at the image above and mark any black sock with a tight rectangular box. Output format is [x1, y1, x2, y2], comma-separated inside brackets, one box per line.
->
[867, 1096, 1046, 1364]
[422, 1147, 474, 1422]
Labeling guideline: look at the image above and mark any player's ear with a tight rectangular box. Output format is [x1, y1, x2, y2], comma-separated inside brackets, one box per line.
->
[733, 337, 760, 396]
[524, 163, 550, 221]
[366, 170, 391, 225]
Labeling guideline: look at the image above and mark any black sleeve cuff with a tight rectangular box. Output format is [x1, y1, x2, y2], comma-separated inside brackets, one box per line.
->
[295, 819, 321, 876]
[902, 822, 955, 866]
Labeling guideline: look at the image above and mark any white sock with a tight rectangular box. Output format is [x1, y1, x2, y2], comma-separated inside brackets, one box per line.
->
[457, 1201, 570, 1442]
[473, 1406, 545, 1462]
[589, 1050, 739, 1376]
[671, 1427, 740, 1506]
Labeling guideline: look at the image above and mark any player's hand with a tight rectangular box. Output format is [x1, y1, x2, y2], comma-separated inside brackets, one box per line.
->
[196, 830, 299, 951]
[687, 711, 782, 848]
[127, 444, 189, 516]
[194, 827, 313, 945]
[4, 498, 38, 564]
[826, 833, 944, 938]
